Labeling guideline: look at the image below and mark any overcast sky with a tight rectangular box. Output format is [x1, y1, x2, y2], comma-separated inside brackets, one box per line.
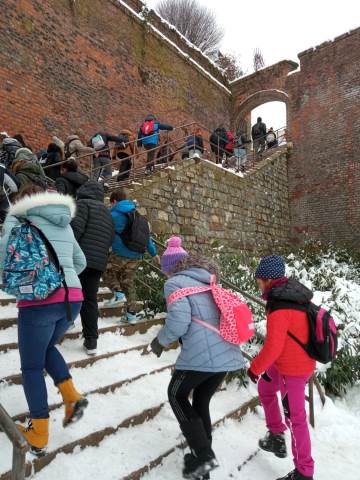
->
[146, 0, 360, 129]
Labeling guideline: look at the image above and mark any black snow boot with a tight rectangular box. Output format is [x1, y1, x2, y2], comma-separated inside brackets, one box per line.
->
[276, 469, 313, 480]
[259, 430, 287, 458]
[184, 453, 210, 479]
[181, 420, 218, 479]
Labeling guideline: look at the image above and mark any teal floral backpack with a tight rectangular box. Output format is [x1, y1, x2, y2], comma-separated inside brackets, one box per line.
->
[2, 218, 67, 301]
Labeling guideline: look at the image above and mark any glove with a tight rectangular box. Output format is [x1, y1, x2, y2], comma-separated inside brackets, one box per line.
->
[150, 337, 164, 358]
[247, 368, 259, 384]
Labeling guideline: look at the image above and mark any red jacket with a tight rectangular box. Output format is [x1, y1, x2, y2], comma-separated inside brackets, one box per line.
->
[225, 131, 234, 152]
[251, 308, 316, 376]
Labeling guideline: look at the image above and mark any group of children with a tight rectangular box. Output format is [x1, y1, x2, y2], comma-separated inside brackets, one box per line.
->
[0, 181, 316, 480]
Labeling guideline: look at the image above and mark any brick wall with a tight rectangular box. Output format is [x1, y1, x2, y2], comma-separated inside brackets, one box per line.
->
[230, 28, 360, 249]
[127, 150, 291, 253]
[0, 0, 230, 150]
[286, 28, 360, 248]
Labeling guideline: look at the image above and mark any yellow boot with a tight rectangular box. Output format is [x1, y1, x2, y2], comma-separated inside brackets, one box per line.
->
[57, 378, 88, 427]
[17, 418, 49, 456]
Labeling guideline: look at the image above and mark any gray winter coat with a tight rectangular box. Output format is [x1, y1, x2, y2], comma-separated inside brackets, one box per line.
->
[158, 264, 246, 373]
[71, 181, 114, 272]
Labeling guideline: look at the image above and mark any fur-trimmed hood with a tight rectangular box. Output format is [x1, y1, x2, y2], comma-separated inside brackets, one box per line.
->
[8, 192, 76, 228]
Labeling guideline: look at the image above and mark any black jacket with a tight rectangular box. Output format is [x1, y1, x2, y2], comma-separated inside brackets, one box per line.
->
[44, 143, 62, 181]
[267, 279, 313, 312]
[210, 128, 228, 151]
[71, 181, 114, 272]
[252, 122, 267, 140]
[56, 171, 88, 198]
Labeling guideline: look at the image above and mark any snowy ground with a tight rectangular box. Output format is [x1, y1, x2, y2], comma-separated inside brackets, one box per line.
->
[4, 377, 357, 480]
[141, 384, 360, 480]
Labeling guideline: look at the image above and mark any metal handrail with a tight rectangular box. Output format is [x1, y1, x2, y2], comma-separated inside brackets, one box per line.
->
[0, 403, 29, 480]
[42, 121, 198, 172]
[42, 122, 287, 190]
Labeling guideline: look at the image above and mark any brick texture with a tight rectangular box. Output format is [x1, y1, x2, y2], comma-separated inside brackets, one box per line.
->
[231, 29, 360, 249]
[0, 0, 230, 150]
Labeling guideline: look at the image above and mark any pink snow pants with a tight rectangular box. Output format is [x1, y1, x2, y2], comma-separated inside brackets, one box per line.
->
[258, 365, 314, 477]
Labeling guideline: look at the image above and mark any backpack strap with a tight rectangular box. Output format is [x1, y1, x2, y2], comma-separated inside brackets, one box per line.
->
[167, 275, 218, 305]
[167, 285, 212, 305]
[192, 316, 220, 335]
[267, 299, 310, 352]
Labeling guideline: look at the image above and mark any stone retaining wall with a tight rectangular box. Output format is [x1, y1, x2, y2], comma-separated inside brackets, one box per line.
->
[126, 149, 291, 253]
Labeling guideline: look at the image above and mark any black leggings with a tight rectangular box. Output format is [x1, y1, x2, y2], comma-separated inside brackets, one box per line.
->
[168, 370, 226, 439]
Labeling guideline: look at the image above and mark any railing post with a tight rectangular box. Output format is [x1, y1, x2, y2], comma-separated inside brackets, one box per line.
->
[12, 446, 27, 480]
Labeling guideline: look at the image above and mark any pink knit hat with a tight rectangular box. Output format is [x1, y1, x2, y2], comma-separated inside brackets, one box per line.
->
[161, 236, 189, 274]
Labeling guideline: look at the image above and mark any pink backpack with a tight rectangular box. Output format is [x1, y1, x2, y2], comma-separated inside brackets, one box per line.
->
[167, 275, 255, 345]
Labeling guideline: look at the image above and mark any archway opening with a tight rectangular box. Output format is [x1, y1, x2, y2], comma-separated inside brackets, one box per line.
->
[234, 90, 289, 154]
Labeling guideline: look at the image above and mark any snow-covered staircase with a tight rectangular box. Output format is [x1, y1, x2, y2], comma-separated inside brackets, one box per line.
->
[0, 289, 259, 479]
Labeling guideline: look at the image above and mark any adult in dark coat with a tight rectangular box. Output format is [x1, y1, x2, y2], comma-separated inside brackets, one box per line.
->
[55, 159, 88, 198]
[44, 143, 63, 181]
[252, 117, 267, 155]
[71, 180, 115, 355]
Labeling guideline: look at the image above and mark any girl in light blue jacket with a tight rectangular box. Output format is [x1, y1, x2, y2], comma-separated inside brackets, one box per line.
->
[150, 237, 245, 480]
[0, 185, 88, 455]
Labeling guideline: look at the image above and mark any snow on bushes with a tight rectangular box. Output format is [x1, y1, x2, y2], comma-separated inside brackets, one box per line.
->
[137, 242, 360, 396]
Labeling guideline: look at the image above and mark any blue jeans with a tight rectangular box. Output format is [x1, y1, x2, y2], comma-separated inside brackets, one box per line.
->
[18, 302, 82, 419]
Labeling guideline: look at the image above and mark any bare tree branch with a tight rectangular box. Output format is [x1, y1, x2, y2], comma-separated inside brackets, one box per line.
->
[215, 52, 244, 81]
[156, 0, 224, 55]
[253, 48, 265, 72]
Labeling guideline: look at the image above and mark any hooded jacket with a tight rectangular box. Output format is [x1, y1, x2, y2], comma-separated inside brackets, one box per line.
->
[56, 171, 88, 198]
[111, 200, 157, 259]
[44, 143, 63, 181]
[137, 115, 173, 147]
[71, 181, 114, 272]
[66, 135, 95, 158]
[158, 257, 246, 373]
[250, 279, 316, 376]
[13, 161, 47, 189]
[0, 192, 86, 288]
[14, 148, 38, 163]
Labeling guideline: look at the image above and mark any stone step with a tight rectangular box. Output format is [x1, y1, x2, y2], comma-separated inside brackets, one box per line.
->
[140, 414, 263, 480]
[0, 290, 113, 307]
[0, 368, 175, 479]
[123, 396, 259, 480]
[0, 323, 165, 385]
[14, 388, 258, 480]
[0, 304, 127, 330]
[0, 315, 165, 353]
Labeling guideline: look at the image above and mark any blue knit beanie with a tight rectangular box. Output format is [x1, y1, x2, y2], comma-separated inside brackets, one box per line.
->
[255, 255, 286, 279]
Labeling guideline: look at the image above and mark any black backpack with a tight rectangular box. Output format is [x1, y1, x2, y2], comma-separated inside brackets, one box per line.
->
[117, 210, 150, 253]
[268, 300, 338, 364]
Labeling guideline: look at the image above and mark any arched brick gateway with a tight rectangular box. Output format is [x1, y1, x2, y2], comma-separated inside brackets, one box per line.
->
[233, 89, 289, 133]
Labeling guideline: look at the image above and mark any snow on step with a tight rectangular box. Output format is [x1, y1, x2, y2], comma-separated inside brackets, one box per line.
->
[0, 369, 174, 476]
[0, 348, 177, 419]
[141, 415, 268, 480]
[0, 325, 163, 380]
[0, 313, 165, 348]
[30, 385, 254, 480]
[139, 386, 360, 480]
